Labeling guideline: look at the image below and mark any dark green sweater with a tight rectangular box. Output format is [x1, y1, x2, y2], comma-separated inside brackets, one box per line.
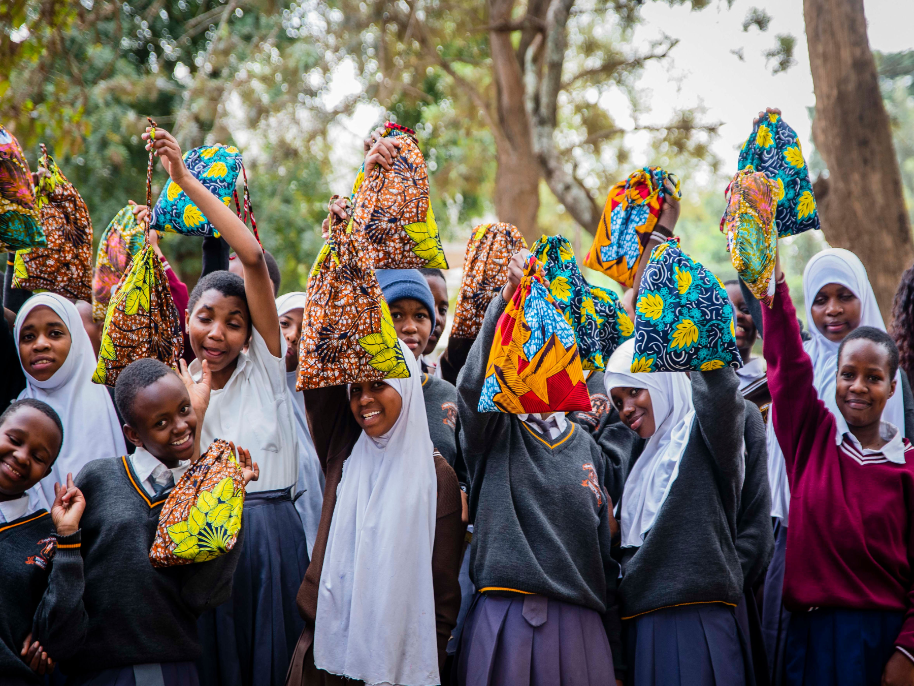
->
[457, 295, 624, 678]
[0, 511, 85, 684]
[51, 457, 244, 674]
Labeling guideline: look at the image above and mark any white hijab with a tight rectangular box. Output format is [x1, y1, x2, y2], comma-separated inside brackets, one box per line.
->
[15, 294, 127, 509]
[314, 340, 438, 686]
[604, 339, 696, 549]
[767, 248, 905, 519]
[276, 292, 324, 556]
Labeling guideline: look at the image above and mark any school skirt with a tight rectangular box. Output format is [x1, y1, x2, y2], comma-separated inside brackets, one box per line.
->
[455, 593, 615, 686]
[62, 663, 198, 686]
[783, 608, 904, 686]
[625, 603, 749, 686]
[761, 519, 791, 686]
[197, 488, 309, 686]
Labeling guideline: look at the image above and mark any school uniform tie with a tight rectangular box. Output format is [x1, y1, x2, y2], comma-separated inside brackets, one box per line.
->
[150, 464, 175, 499]
[525, 415, 557, 439]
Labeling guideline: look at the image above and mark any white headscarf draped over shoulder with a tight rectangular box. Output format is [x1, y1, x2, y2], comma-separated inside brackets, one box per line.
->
[604, 339, 695, 549]
[314, 339, 439, 686]
[767, 248, 905, 519]
[15, 293, 127, 509]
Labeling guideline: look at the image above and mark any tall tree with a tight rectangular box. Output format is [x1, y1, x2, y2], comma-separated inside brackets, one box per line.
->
[804, 0, 913, 319]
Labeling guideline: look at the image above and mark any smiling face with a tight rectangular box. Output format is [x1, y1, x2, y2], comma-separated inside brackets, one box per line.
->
[389, 298, 433, 360]
[187, 289, 250, 376]
[423, 275, 449, 355]
[279, 307, 304, 373]
[836, 338, 895, 428]
[811, 283, 862, 344]
[726, 283, 756, 358]
[610, 386, 656, 438]
[349, 380, 402, 438]
[0, 406, 61, 501]
[18, 306, 73, 382]
[122, 372, 197, 468]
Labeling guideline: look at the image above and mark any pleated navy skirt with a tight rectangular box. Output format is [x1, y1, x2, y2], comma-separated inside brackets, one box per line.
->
[447, 536, 476, 657]
[455, 593, 616, 686]
[761, 519, 791, 686]
[625, 604, 748, 686]
[783, 608, 904, 686]
[197, 488, 309, 686]
[62, 662, 198, 686]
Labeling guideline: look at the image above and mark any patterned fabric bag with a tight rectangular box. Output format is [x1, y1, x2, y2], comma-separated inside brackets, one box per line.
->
[93, 124, 183, 386]
[479, 256, 592, 413]
[720, 168, 779, 307]
[450, 222, 527, 339]
[531, 234, 633, 371]
[348, 122, 447, 269]
[297, 204, 410, 390]
[633, 239, 742, 373]
[149, 143, 259, 240]
[737, 112, 819, 237]
[0, 124, 45, 252]
[149, 439, 245, 567]
[584, 167, 680, 287]
[92, 206, 146, 321]
[13, 147, 93, 301]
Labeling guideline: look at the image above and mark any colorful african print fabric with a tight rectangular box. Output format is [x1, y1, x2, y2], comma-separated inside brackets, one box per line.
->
[348, 123, 447, 269]
[479, 256, 592, 414]
[450, 222, 528, 340]
[584, 167, 680, 288]
[13, 153, 93, 301]
[297, 209, 410, 390]
[737, 112, 819, 237]
[633, 239, 742, 373]
[150, 439, 245, 567]
[721, 168, 779, 307]
[531, 234, 633, 371]
[149, 144, 243, 237]
[92, 206, 146, 321]
[0, 124, 45, 252]
[92, 244, 183, 386]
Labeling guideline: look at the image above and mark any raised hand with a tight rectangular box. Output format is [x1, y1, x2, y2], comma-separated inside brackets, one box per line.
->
[229, 442, 260, 486]
[20, 633, 55, 675]
[179, 358, 211, 423]
[501, 250, 533, 303]
[142, 127, 189, 186]
[364, 132, 402, 177]
[753, 107, 782, 125]
[657, 177, 681, 233]
[51, 473, 85, 538]
[322, 195, 351, 238]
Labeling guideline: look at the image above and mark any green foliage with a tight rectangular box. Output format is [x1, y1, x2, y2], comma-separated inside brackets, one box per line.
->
[764, 34, 797, 75]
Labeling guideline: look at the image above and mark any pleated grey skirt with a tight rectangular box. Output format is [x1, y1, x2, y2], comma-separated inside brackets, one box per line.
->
[62, 662, 199, 686]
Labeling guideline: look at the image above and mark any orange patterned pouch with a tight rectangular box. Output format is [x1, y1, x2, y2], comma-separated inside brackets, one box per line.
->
[297, 203, 410, 390]
[450, 222, 528, 340]
[150, 439, 245, 567]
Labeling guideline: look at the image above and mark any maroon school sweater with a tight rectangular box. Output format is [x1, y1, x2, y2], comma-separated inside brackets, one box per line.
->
[763, 279, 914, 653]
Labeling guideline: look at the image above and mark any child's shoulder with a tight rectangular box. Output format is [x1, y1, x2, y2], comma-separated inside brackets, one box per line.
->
[75, 456, 128, 488]
[422, 373, 457, 398]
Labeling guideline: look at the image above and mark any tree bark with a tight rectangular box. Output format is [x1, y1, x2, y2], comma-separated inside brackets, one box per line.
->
[804, 0, 913, 321]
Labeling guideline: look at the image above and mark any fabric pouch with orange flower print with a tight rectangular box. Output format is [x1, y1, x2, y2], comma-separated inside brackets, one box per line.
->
[296, 206, 410, 390]
[632, 239, 742, 373]
[478, 255, 592, 413]
[737, 112, 819, 237]
[92, 206, 146, 321]
[150, 439, 245, 568]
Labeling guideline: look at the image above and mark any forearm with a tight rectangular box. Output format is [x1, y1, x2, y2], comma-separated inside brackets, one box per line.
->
[692, 367, 746, 478]
[303, 385, 360, 472]
[178, 173, 261, 265]
[33, 532, 87, 661]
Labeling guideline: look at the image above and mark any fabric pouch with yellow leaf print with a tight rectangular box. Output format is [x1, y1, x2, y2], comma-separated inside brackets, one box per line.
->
[737, 112, 819, 237]
[150, 439, 245, 568]
[348, 122, 447, 269]
[632, 239, 742, 373]
[149, 144, 245, 238]
[296, 206, 410, 390]
[479, 255, 592, 414]
[531, 234, 633, 372]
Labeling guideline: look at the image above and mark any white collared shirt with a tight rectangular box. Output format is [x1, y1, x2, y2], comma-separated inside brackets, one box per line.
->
[517, 412, 568, 440]
[735, 356, 767, 391]
[0, 494, 40, 524]
[841, 421, 906, 465]
[190, 328, 298, 492]
[128, 447, 190, 498]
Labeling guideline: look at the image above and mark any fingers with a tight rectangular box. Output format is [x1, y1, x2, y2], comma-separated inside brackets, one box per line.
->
[54, 482, 61, 498]
[21, 633, 32, 655]
[251, 461, 260, 482]
[178, 359, 193, 387]
[67, 472, 75, 491]
[199, 359, 212, 388]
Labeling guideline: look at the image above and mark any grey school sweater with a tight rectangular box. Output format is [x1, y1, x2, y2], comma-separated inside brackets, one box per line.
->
[457, 295, 624, 677]
[421, 373, 462, 476]
[618, 366, 747, 619]
[49, 457, 244, 675]
[1, 511, 85, 684]
[738, 402, 775, 592]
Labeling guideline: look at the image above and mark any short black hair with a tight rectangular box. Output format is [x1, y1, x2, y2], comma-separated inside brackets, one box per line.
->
[419, 268, 446, 285]
[0, 399, 64, 461]
[115, 358, 175, 427]
[838, 326, 900, 379]
[263, 250, 281, 296]
[188, 270, 248, 315]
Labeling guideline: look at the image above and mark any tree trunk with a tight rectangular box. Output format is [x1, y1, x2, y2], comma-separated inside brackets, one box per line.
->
[804, 0, 913, 321]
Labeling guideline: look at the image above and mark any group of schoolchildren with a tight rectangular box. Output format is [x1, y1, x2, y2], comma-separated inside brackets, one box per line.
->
[3, 110, 914, 686]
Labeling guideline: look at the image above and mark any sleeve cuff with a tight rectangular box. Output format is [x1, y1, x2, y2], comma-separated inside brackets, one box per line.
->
[897, 646, 914, 665]
[53, 530, 82, 549]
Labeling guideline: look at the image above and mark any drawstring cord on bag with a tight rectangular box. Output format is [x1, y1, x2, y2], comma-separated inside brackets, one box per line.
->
[145, 116, 157, 243]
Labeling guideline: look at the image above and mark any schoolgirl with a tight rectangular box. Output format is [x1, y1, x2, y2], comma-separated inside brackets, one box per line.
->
[763, 254, 914, 686]
[14, 293, 127, 510]
[276, 291, 324, 557]
[143, 127, 307, 686]
[419, 267, 449, 377]
[286, 340, 465, 685]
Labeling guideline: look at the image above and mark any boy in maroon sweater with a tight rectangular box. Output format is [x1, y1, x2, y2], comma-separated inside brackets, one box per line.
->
[764, 255, 914, 686]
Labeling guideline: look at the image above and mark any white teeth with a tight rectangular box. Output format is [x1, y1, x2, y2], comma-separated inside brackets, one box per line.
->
[170, 435, 191, 446]
[362, 411, 380, 419]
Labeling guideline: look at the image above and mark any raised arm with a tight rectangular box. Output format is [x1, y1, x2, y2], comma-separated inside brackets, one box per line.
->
[143, 127, 281, 357]
[302, 384, 361, 473]
[735, 403, 774, 591]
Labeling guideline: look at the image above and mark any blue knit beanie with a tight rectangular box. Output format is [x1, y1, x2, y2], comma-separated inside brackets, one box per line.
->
[375, 269, 436, 330]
